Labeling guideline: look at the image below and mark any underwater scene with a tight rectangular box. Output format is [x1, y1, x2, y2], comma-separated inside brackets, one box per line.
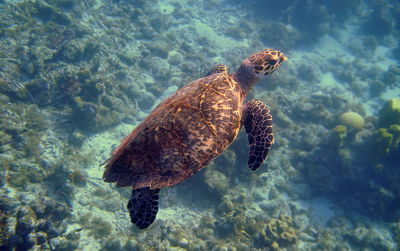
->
[1, 0, 400, 250]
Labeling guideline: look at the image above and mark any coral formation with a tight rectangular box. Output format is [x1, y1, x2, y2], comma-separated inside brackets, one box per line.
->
[0, 197, 73, 250]
[204, 168, 230, 199]
[338, 111, 365, 130]
[259, 214, 298, 249]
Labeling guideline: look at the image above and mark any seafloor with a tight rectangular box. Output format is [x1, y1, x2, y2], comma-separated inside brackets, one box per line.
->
[0, 0, 399, 250]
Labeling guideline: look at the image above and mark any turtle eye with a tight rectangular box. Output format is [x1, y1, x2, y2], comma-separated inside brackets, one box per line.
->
[254, 66, 263, 71]
[268, 59, 277, 65]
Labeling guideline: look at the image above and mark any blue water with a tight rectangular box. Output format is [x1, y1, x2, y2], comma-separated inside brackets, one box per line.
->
[0, 0, 399, 250]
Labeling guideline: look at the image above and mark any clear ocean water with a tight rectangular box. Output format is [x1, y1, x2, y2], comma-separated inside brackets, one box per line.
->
[0, 0, 399, 250]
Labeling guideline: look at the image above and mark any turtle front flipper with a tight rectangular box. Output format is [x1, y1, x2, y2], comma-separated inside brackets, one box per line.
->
[127, 187, 160, 229]
[242, 99, 274, 171]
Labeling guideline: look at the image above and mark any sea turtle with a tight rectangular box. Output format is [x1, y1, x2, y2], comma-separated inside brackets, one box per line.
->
[103, 49, 287, 229]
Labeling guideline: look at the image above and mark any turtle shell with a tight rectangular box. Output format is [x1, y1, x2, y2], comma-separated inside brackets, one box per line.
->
[103, 72, 244, 189]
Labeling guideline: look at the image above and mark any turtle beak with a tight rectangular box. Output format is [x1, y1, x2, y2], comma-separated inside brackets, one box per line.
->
[280, 54, 287, 62]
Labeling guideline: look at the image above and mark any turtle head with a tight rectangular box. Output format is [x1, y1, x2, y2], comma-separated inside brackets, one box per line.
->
[244, 49, 287, 78]
[235, 49, 287, 93]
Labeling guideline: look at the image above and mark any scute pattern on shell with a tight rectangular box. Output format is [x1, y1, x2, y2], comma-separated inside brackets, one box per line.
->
[103, 72, 244, 189]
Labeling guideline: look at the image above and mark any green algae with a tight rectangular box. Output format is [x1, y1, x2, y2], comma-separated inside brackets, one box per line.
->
[370, 125, 400, 162]
[375, 128, 394, 158]
[379, 98, 400, 128]
[331, 125, 348, 146]
[368, 100, 400, 168]
[363, 101, 400, 219]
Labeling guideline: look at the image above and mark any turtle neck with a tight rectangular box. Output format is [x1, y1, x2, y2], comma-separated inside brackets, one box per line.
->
[231, 64, 260, 96]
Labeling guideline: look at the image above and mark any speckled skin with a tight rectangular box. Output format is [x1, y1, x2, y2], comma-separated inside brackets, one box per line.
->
[104, 72, 244, 189]
[103, 49, 286, 190]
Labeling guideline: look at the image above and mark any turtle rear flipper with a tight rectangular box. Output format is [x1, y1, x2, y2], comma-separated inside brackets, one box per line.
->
[243, 99, 274, 171]
[127, 187, 160, 229]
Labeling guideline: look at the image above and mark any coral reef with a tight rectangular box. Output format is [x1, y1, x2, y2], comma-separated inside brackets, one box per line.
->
[0, 197, 73, 250]
[297, 97, 400, 221]
[0, 0, 399, 249]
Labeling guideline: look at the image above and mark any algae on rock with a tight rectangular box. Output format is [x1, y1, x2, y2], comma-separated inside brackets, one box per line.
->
[257, 214, 298, 249]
